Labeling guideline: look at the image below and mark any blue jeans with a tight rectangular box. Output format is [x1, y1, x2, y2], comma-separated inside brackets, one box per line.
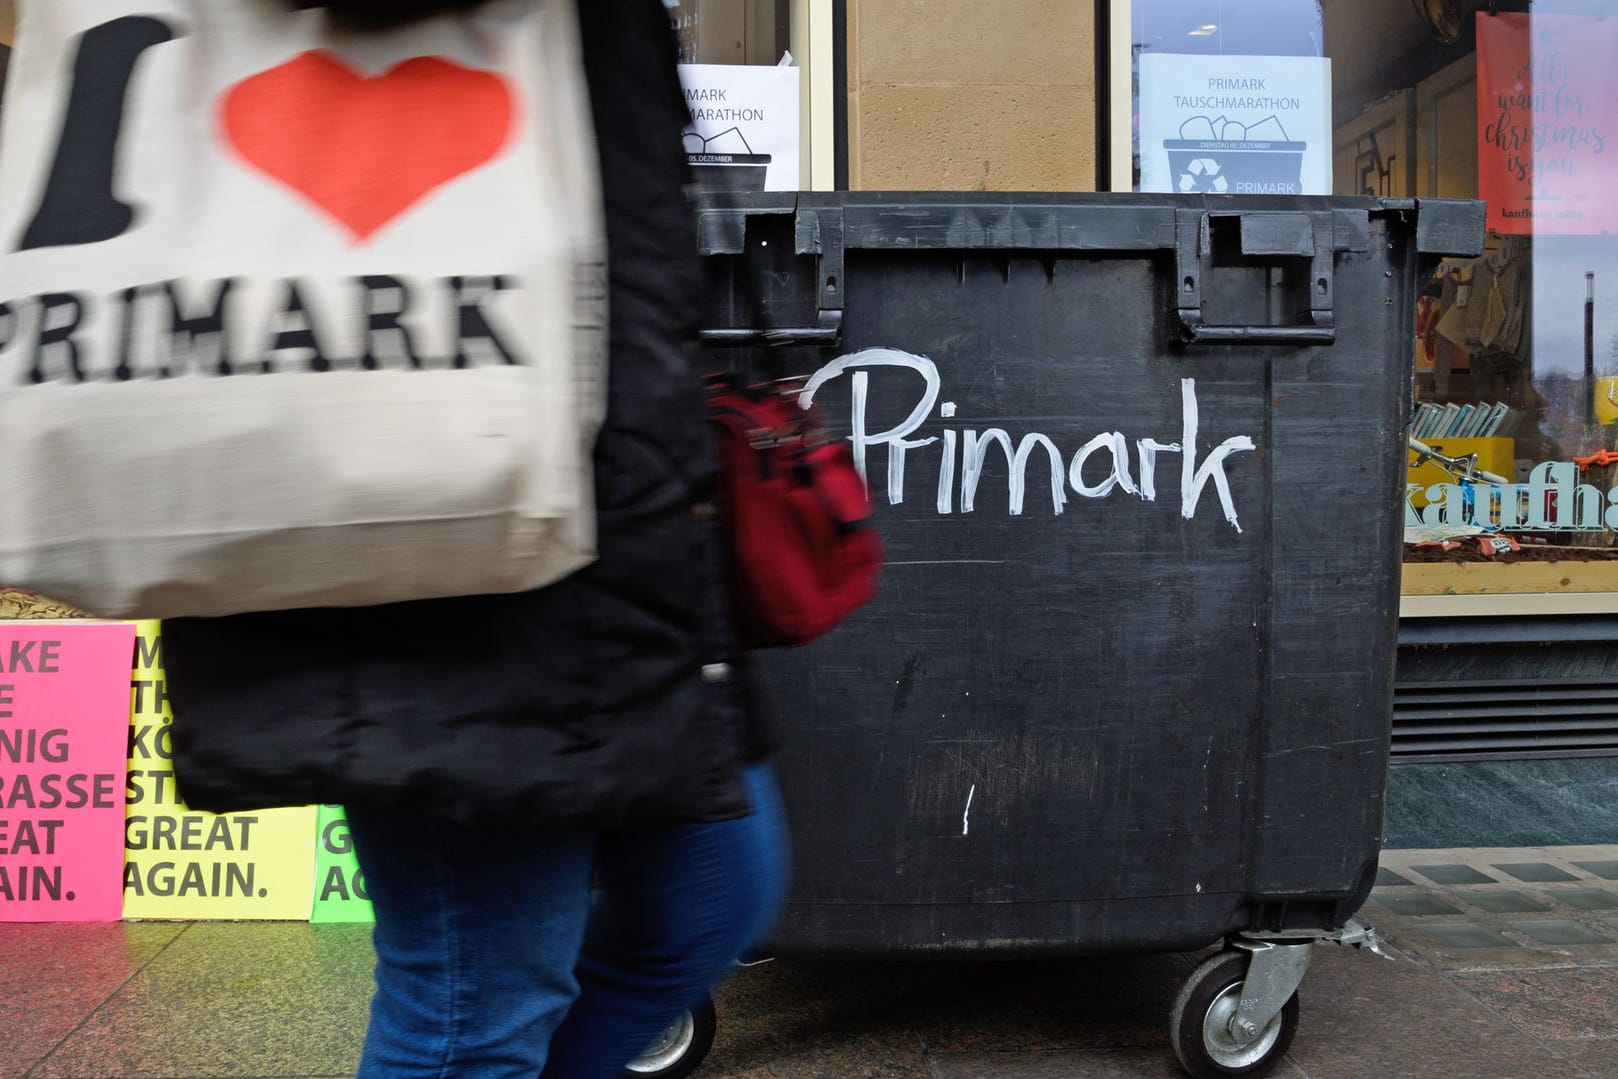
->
[346, 764, 788, 1079]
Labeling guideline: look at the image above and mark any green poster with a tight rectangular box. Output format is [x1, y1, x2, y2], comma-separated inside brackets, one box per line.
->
[310, 805, 373, 923]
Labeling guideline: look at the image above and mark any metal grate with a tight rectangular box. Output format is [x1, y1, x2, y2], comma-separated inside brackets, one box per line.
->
[1391, 677, 1618, 763]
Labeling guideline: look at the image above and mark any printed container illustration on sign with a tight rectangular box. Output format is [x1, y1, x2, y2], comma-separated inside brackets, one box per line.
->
[1165, 116, 1308, 195]
[689, 190, 1484, 1079]
[684, 127, 772, 193]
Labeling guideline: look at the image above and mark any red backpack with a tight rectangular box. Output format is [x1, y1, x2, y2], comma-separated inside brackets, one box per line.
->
[706, 373, 882, 648]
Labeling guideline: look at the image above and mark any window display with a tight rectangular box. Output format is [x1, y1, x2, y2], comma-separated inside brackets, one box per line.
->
[667, 0, 802, 193]
[1135, 0, 1618, 604]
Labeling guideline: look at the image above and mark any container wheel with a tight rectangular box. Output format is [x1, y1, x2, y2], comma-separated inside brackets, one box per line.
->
[623, 993, 716, 1079]
[1169, 950, 1299, 1078]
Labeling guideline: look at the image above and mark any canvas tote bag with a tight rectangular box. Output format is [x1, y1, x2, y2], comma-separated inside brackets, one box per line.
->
[0, 0, 605, 618]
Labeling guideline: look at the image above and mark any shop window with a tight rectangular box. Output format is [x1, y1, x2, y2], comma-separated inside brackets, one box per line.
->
[668, 0, 790, 66]
[667, 0, 803, 193]
[1131, 0, 1328, 195]
[1131, 0, 1618, 607]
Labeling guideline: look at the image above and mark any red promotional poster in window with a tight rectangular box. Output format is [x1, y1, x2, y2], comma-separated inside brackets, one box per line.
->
[1476, 12, 1618, 236]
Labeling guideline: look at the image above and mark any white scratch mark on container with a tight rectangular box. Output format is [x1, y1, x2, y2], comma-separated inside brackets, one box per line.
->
[962, 784, 976, 836]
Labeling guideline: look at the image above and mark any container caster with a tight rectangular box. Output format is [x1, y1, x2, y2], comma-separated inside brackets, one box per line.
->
[1169, 947, 1301, 1078]
[623, 993, 716, 1079]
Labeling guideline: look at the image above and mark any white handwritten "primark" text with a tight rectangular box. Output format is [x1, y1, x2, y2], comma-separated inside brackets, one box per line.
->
[798, 348, 1259, 532]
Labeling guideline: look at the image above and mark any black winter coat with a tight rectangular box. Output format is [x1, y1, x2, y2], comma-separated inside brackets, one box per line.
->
[165, 0, 754, 831]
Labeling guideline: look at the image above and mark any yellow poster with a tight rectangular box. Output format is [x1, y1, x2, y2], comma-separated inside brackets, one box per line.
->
[122, 622, 316, 920]
[1596, 377, 1618, 427]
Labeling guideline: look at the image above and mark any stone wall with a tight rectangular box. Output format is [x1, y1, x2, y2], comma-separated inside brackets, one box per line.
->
[846, 0, 1097, 191]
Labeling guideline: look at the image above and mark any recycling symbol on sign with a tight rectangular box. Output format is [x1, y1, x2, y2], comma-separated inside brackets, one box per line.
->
[1178, 158, 1229, 193]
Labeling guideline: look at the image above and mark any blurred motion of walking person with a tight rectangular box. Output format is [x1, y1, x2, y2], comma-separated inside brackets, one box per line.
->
[114, 0, 786, 1075]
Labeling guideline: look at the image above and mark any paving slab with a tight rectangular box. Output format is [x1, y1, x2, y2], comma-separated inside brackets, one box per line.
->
[705, 959, 931, 1079]
[1372, 847, 1618, 971]
[7, 846, 1618, 1078]
[26, 922, 373, 1079]
[1536, 1038, 1618, 1077]
[1449, 966, 1618, 1042]
[1282, 941, 1592, 1079]
[926, 1047, 1283, 1078]
[0, 922, 186, 1079]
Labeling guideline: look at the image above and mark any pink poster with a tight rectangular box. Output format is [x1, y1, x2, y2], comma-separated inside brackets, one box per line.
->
[1477, 13, 1618, 235]
[0, 623, 137, 921]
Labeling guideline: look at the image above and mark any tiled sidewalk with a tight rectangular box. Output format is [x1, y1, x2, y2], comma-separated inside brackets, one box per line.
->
[8, 848, 1618, 1078]
[1371, 846, 1618, 969]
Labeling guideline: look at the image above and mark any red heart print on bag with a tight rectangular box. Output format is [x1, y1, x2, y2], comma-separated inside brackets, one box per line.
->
[222, 51, 516, 242]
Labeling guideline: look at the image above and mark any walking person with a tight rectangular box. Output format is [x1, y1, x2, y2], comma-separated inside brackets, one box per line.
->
[155, 0, 789, 1075]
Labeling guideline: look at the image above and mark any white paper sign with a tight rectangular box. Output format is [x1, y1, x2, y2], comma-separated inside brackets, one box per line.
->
[1139, 54, 1332, 196]
[677, 63, 800, 192]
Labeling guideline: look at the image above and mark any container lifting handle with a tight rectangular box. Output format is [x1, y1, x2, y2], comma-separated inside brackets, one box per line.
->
[700, 207, 845, 348]
[1175, 209, 1337, 347]
[699, 319, 842, 347]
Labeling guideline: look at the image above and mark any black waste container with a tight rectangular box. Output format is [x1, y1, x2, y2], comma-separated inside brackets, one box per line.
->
[678, 193, 1482, 1079]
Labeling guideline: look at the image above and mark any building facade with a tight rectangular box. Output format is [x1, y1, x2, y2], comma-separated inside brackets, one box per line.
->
[5, 0, 1618, 844]
[683, 0, 1618, 846]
